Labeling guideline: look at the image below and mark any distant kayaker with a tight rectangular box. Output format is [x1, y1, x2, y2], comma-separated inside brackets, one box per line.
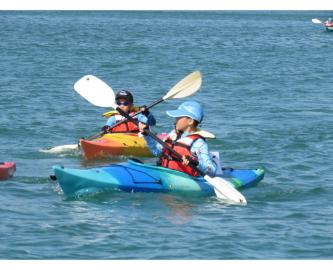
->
[324, 17, 333, 27]
[139, 101, 217, 177]
[102, 90, 156, 133]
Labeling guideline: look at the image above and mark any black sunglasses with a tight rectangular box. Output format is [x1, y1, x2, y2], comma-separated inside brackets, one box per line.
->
[116, 101, 131, 106]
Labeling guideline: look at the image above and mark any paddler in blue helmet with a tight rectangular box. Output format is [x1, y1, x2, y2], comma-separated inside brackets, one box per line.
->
[139, 101, 217, 177]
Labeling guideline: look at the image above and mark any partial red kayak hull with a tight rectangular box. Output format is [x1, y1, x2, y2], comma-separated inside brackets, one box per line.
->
[0, 162, 16, 180]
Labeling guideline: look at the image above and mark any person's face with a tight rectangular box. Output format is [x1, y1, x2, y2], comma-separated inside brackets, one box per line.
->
[175, 116, 194, 132]
[116, 98, 132, 113]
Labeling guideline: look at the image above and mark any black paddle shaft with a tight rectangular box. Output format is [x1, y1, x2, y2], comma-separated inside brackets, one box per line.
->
[115, 107, 201, 174]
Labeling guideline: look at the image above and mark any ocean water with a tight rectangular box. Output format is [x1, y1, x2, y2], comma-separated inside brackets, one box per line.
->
[1, 10, 333, 259]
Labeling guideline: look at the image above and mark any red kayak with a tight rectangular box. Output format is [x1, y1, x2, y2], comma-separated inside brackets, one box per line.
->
[0, 162, 16, 180]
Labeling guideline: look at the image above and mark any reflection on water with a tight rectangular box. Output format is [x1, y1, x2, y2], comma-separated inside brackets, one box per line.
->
[162, 195, 194, 224]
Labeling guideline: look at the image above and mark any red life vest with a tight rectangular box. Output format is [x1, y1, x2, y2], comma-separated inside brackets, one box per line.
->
[159, 133, 203, 177]
[109, 111, 140, 133]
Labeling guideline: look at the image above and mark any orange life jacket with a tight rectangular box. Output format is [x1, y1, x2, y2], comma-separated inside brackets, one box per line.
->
[159, 133, 203, 177]
[109, 111, 140, 133]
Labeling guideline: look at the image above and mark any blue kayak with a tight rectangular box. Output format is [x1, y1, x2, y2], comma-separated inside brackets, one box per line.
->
[52, 159, 264, 198]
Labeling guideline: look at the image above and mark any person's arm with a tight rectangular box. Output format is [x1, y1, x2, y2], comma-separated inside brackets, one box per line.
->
[136, 107, 156, 126]
[142, 134, 163, 157]
[101, 116, 117, 133]
[146, 111, 156, 126]
[105, 115, 116, 126]
[191, 139, 217, 177]
[138, 122, 165, 157]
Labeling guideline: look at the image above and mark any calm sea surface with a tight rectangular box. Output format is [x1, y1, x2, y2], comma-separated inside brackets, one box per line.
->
[1, 11, 333, 259]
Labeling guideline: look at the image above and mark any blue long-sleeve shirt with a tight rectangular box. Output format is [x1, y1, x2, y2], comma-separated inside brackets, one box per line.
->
[143, 129, 217, 177]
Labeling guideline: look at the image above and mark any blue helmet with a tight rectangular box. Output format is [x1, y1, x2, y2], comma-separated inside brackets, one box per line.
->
[166, 101, 204, 123]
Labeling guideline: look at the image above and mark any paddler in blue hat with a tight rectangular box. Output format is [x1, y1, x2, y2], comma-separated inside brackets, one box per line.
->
[139, 101, 217, 177]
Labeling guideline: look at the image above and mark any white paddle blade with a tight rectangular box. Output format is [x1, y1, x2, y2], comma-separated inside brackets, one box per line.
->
[74, 75, 116, 108]
[40, 144, 78, 154]
[163, 71, 202, 100]
[204, 175, 247, 205]
[312, 18, 322, 24]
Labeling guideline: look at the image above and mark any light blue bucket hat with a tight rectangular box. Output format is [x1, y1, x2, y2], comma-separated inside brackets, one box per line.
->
[166, 101, 204, 123]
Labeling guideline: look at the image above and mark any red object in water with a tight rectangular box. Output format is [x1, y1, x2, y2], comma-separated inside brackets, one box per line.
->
[324, 22, 333, 27]
[0, 162, 16, 180]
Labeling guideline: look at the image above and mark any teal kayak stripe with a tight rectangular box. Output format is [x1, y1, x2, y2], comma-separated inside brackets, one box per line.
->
[230, 178, 243, 189]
